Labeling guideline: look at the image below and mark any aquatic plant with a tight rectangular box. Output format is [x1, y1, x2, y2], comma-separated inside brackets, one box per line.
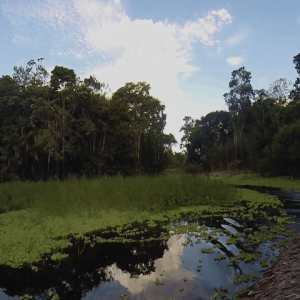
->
[234, 273, 262, 284]
[214, 254, 226, 261]
[260, 260, 269, 268]
[213, 286, 229, 299]
[155, 278, 164, 285]
[201, 248, 213, 254]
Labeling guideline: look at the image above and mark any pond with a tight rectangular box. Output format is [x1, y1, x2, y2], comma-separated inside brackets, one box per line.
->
[0, 186, 299, 300]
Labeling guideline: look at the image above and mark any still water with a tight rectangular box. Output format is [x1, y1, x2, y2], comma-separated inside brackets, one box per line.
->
[1, 186, 299, 300]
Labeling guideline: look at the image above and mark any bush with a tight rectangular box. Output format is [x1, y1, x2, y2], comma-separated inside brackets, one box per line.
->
[184, 163, 202, 175]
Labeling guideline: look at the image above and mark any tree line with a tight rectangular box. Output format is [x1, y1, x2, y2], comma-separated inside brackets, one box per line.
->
[180, 52, 300, 178]
[0, 59, 177, 182]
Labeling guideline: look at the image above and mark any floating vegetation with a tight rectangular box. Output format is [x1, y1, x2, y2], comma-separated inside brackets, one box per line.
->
[155, 278, 164, 285]
[213, 286, 229, 300]
[236, 252, 259, 263]
[234, 273, 262, 285]
[201, 248, 213, 254]
[214, 254, 226, 261]
[260, 260, 269, 268]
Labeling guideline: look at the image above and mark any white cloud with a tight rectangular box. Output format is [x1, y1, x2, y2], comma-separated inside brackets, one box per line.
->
[49, 49, 86, 60]
[225, 28, 250, 46]
[225, 33, 244, 46]
[2, 0, 232, 152]
[12, 34, 30, 43]
[226, 56, 243, 66]
[257, 77, 268, 84]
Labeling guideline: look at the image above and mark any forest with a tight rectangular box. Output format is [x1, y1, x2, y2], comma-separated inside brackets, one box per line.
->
[0, 52, 300, 183]
[177, 52, 300, 178]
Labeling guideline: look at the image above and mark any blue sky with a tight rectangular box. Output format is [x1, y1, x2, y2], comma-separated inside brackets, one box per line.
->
[1, 0, 300, 152]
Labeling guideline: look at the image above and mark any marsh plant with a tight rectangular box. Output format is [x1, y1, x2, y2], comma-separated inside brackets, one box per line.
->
[0, 174, 239, 217]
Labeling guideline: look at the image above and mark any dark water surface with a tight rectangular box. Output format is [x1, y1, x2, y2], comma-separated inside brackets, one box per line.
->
[1, 186, 300, 300]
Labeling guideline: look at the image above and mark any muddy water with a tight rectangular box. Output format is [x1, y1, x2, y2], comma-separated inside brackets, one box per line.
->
[0, 187, 300, 300]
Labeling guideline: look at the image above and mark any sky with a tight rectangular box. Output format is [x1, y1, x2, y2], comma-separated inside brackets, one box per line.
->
[0, 0, 300, 152]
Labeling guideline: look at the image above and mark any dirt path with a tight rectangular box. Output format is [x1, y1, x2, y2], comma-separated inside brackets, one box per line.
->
[238, 233, 300, 300]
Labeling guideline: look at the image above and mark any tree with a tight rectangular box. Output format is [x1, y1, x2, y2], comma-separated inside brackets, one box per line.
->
[267, 78, 293, 131]
[289, 53, 300, 102]
[223, 66, 255, 160]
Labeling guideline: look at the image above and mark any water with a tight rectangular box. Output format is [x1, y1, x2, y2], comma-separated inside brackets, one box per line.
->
[1, 186, 300, 300]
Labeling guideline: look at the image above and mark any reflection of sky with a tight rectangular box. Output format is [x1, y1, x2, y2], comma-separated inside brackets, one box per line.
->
[83, 233, 213, 300]
[61, 211, 300, 299]
[83, 222, 267, 300]
[0, 290, 18, 300]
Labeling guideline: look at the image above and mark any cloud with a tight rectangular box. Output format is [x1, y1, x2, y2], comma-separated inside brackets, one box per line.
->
[257, 77, 268, 84]
[12, 34, 30, 43]
[2, 0, 232, 152]
[225, 28, 250, 46]
[225, 33, 244, 46]
[49, 49, 86, 60]
[226, 56, 243, 66]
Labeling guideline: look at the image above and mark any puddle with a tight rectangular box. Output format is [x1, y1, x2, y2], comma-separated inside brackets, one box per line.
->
[1, 187, 300, 300]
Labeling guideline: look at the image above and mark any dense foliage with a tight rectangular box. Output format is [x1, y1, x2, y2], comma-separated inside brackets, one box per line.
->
[181, 52, 300, 177]
[0, 59, 177, 182]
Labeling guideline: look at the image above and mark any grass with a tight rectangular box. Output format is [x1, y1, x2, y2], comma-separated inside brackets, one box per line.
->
[214, 173, 300, 193]
[0, 174, 238, 217]
[0, 173, 285, 268]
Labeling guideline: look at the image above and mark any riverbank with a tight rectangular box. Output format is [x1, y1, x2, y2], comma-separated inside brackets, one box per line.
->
[210, 172, 300, 193]
[238, 233, 300, 300]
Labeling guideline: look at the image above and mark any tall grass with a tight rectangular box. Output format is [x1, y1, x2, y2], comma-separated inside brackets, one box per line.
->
[0, 174, 239, 217]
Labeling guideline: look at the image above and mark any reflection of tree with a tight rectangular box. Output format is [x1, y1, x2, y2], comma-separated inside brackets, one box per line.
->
[0, 234, 168, 300]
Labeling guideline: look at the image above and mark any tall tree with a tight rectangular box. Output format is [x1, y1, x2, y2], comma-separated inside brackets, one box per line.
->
[223, 66, 255, 160]
[289, 53, 300, 102]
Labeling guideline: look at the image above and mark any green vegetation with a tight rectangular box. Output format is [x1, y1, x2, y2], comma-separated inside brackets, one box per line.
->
[0, 173, 287, 269]
[0, 174, 239, 216]
[0, 174, 242, 268]
[201, 248, 213, 254]
[234, 273, 262, 285]
[155, 278, 164, 285]
[214, 254, 226, 261]
[213, 286, 229, 299]
[216, 173, 300, 193]
[179, 53, 300, 178]
[260, 260, 269, 268]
